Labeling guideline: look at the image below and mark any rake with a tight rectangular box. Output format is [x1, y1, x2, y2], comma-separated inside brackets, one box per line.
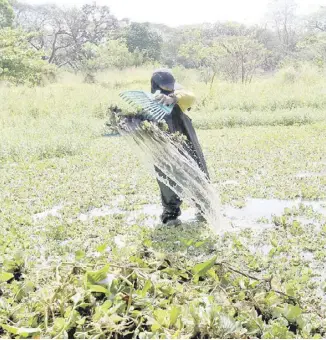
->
[119, 90, 174, 122]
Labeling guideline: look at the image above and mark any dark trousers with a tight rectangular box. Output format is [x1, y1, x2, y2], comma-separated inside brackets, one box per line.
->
[156, 167, 183, 213]
[156, 107, 209, 214]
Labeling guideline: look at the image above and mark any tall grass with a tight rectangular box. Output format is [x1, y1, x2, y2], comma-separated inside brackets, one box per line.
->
[1, 64, 326, 162]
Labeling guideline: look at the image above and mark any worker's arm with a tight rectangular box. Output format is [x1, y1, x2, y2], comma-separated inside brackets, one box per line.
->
[154, 87, 196, 111]
[174, 89, 196, 112]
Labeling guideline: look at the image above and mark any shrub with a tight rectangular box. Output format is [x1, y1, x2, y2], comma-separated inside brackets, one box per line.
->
[0, 28, 57, 85]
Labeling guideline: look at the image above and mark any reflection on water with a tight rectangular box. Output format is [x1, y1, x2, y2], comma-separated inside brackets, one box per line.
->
[223, 198, 326, 221]
[34, 196, 326, 235]
[75, 197, 326, 234]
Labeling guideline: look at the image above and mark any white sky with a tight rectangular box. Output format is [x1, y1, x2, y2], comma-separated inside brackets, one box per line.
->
[22, 0, 326, 27]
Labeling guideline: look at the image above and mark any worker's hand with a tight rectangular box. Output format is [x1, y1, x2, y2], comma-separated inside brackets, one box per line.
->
[154, 93, 177, 106]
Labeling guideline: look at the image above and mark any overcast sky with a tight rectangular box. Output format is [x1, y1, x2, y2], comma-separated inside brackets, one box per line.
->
[21, 0, 326, 27]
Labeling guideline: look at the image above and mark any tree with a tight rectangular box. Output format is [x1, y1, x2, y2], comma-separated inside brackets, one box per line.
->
[179, 36, 269, 84]
[159, 21, 278, 71]
[0, 0, 14, 28]
[306, 6, 326, 32]
[289, 6, 326, 67]
[162, 27, 204, 67]
[0, 28, 57, 85]
[219, 36, 270, 83]
[179, 40, 222, 87]
[80, 39, 144, 82]
[267, 0, 298, 55]
[13, 2, 118, 68]
[296, 32, 326, 67]
[126, 22, 162, 61]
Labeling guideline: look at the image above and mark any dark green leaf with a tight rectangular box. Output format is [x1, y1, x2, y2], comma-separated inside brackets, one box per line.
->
[192, 255, 217, 278]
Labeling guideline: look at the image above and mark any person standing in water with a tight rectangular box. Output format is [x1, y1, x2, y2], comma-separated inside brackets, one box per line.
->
[151, 68, 210, 225]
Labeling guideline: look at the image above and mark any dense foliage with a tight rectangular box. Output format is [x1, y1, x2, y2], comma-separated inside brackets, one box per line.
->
[0, 0, 326, 84]
[1, 1, 326, 336]
[0, 28, 56, 85]
[0, 0, 13, 28]
[1, 68, 326, 338]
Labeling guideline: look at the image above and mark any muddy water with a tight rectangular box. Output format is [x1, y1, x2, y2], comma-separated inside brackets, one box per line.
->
[224, 198, 326, 221]
[75, 197, 326, 234]
[33, 204, 63, 222]
[33, 196, 326, 234]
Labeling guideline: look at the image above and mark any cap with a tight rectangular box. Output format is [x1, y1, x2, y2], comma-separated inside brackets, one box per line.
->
[151, 68, 181, 91]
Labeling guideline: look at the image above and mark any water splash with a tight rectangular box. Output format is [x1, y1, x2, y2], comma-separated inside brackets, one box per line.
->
[116, 116, 221, 233]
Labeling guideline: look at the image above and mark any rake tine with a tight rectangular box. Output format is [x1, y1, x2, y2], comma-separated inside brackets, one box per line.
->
[141, 100, 153, 106]
[152, 112, 160, 120]
[149, 104, 160, 112]
[142, 104, 154, 112]
[136, 98, 150, 103]
[153, 108, 164, 116]
[158, 111, 166, 119]
[157, 110, 165, 117]
[151, 107, 161, 115]
[156, 113, 165, 121]
[158, 112, 166, 121]
[156, 112, 166, 121]
[138, 101, 151, 107]
[152, 112, 162, 120]
[154, 107, 163, 113]
[120, 91, 173, 121]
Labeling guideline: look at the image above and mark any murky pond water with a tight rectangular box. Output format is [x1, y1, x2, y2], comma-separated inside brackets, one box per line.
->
[76, 197, 326, 233]
[33, 204, 63, 222]
[34, 197, 326, 233]
[78, 203, 199, 227]
[223, 198, 326, 221]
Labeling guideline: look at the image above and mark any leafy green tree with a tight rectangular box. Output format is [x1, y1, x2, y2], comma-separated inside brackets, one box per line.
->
[218, 36, 270, 83]
[0, 0, 14, 28]
[267, 0, 298, 55]
[13, 2, 118, 68]
[126, 22, 162, 61]
[296, 32, 326, 67]
[179, 40, 224, 87]
[161, 22, 277, 71]
[161, 26, 205, 67]
[179, 36, 269, 84]
[0, 28, 57, 85]
[80, 39, 144, 82]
